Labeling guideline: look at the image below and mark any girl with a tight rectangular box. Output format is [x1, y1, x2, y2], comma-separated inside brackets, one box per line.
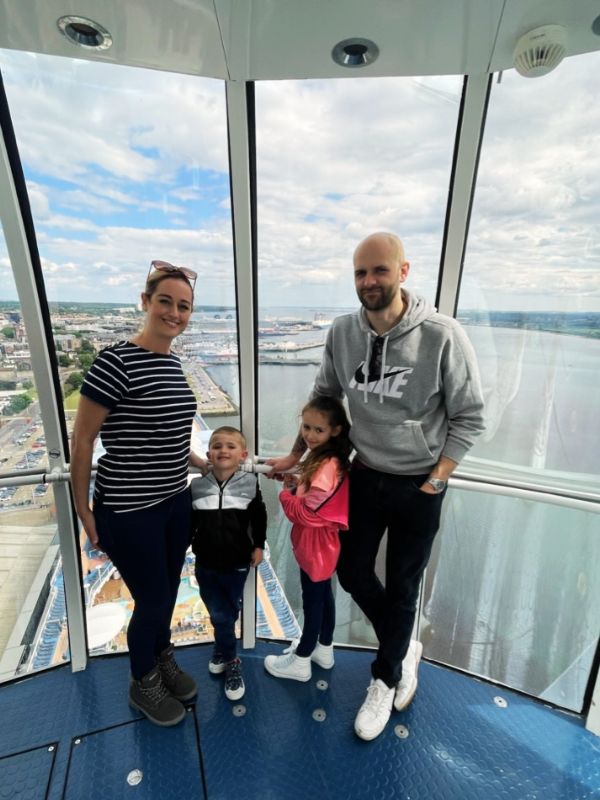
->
[264, 395, 352, 682]
[71, 260, 206, 727]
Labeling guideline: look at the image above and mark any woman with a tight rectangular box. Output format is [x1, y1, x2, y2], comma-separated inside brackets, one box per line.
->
[71, 260, 206, 727]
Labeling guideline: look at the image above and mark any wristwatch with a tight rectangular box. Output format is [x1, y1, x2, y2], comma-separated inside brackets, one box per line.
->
[426, 477, 447, 493]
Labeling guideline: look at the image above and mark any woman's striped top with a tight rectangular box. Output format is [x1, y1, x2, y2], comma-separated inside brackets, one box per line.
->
[80, 341, 197, 513]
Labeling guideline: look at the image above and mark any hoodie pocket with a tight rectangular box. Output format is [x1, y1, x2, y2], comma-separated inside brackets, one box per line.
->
[351, 415, 434, 465]
[405, 420, 435, 460]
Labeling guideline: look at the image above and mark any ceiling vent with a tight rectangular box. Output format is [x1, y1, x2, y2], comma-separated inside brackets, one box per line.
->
[513, 25, 567, 78]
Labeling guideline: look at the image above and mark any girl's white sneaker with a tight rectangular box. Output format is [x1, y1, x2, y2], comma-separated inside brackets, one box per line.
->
[311, 642, 334, 669]
[283, 638, 334, 669]
[264, 651, 312, 681]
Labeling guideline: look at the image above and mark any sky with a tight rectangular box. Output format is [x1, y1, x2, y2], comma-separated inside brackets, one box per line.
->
[0, 48, 599, 312]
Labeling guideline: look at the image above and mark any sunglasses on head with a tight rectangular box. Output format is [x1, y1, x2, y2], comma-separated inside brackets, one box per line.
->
[148, 260, 197, 287]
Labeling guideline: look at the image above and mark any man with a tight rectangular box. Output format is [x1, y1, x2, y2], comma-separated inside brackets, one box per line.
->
[272, 231, 485, 740]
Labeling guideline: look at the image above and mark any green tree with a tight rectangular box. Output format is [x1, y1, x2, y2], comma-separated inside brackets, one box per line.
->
[58, 354, 71, 367]
[22, 380, 33, 390]
[65, 372, 84, 391]
[80, 338, 95, 353]
[5, 393, 32, 415]
[1, 326, 15, 339]
[78, 353, 94, 374]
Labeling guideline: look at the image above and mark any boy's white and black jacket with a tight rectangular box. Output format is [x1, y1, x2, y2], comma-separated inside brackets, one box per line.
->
[190, 472, 267, 571]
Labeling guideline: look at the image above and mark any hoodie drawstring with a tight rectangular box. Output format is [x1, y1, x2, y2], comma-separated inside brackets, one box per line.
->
[363, 333, 388, 403]
[363, 336, 372, 403]
[379, 336, 389, 403]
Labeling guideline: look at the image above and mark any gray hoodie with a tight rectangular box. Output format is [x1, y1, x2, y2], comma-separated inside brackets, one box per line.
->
[312, 290, 485, 475]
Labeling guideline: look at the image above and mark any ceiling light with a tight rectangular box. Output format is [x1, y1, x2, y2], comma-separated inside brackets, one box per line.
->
[513, 25, 567, 78]
[332, 38, 379, 69]
[57, 15, 113, 50]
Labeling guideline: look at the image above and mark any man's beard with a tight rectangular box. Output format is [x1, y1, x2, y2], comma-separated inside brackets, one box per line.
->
[357, 285, 397, 311]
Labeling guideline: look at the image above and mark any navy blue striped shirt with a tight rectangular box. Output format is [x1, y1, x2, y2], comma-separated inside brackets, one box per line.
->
[80, 341, 197, 512]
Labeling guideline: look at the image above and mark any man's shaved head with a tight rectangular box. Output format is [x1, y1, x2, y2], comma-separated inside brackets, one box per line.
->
[354, 232, 406, 267]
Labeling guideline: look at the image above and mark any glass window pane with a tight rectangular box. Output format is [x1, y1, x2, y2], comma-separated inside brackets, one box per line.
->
[0, 49, 239, 656]
[0, 247, 65, 680]
[421, 489, 600, 712]
[255, 76, 463, 645]
[459, 52, 600, 496]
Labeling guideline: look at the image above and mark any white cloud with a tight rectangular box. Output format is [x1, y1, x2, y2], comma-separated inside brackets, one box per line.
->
[1, 51, 228, 184]
[0, 48, 598, 312]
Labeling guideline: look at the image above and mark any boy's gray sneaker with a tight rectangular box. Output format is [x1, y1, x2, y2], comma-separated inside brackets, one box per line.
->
[224, 658, 245, 700]
[129, 665, 186, 727]
[157, 644, 197, 701]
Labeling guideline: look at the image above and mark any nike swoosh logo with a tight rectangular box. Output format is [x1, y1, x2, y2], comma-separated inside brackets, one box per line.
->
[381, 368, 412, 379]
[354, 365, 413, 383]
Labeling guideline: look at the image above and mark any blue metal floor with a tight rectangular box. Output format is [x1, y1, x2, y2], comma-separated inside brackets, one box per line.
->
[1, 642, 599, 799]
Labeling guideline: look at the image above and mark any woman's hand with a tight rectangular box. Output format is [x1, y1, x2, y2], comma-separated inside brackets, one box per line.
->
[190, 452, 210, 476]
[250, 548, 263, 567]
[79, 508, 99, 547]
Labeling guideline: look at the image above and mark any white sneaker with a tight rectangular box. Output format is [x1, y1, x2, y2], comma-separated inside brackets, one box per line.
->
[311, 642, 334, 669]
[394, 640, 424, 711]
[354, 679, 395, 741]
[283, 638, 334, 669]
[264, 651, 312, 682]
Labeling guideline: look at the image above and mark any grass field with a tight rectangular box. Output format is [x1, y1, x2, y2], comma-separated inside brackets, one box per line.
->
[63, 390, 80, 410]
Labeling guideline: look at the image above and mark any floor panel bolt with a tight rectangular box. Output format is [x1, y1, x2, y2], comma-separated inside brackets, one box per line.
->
[127, 769, 143, 786]
[394, 725, 409, 739]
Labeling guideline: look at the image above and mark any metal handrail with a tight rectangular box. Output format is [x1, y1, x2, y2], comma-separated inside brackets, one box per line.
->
[1, 462, 599, 512]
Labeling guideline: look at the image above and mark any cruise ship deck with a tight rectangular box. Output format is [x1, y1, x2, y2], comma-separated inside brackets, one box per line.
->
[2, 641, 599, 800]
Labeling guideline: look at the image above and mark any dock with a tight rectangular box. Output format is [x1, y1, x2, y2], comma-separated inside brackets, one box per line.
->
[184, 363, 237, 416]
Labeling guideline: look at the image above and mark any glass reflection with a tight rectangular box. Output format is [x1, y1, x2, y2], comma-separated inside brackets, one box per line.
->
[0, 271, 64, 680]
[425, 54, 600, 710]
[422, 489, 600, 712]
[460, 52, 600, 494]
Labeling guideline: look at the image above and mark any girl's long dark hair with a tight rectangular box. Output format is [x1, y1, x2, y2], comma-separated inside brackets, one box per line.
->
[298, 395, 352, 490]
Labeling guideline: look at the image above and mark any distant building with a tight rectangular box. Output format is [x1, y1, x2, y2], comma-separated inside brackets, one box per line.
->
[54, 335, 80, 352]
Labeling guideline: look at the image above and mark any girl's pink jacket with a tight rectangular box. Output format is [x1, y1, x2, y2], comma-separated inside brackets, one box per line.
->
[279, 457, 349, 581]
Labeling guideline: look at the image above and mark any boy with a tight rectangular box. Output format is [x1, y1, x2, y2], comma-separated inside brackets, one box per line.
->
[191, 426, 267, 700]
